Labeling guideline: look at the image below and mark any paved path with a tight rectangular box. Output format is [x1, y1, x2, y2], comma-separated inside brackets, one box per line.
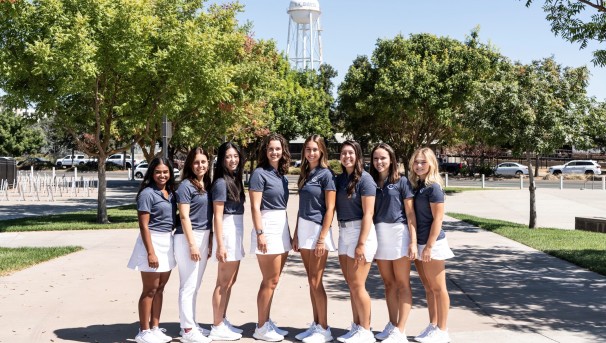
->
[1, 189, 605, 342]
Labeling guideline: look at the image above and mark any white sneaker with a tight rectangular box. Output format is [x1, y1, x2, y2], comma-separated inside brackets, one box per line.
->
[419, 328, 449, 343]
[414, 324, 436, 343]
[224, 318, 244, 334]
[295, 322, 317, 341]
[151, 327, 172, 343]
[253, 321, 284, 342]
[303, 325, 333, 343]
[337, 323, 358, 343]
[196, 324, 211, 337]
[382, 328, 408, 343]
[135, 329, 164, 343]
[375, 322, 395, 341]
[269, 319, 289, 336]
[344, 326, 375, 343]
[209, 322, 242, 341]
[181, 328, 212, 343]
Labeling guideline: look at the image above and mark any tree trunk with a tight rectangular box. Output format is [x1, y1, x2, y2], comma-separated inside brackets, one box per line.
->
[534, 154, 540, 177]
[97, 158, 109, 224]
[527, 155, 537, 228]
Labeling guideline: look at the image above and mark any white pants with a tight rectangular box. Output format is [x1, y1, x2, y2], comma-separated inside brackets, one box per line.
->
[174, 230, 211, 329]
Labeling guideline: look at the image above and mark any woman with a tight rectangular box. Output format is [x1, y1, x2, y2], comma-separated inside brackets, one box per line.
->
[127, 157, 178, 343]
[370, 143, 417, 343]
[408, 148, 454, 343]
[249, 133, 292, 342]
[174, 148, 213, 343]
[209, 142, 246, 341]
[292, 135, 336, 343]
[334, 140, 377, 343]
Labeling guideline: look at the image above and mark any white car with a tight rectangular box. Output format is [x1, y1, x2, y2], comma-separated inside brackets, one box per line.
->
[548, 160, 602, 175]
[106, 154, 140, 168]
[494, 162, 529, 176]
[56, 154, 93, 167]
[134, 162, 180, 179]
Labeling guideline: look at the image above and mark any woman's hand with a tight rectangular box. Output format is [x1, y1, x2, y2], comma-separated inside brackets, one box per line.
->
[422, 245, 432, 262]
[257, 234, 268, 254]
[216, 245, 228, 263]
[147, 252, 159, 269]
[314, 240, 326, 257]
[292, 236, 299, 252]
[353, 243, 366, 268]
[408, 242, 418, 260]
[189, 246, 201, 262]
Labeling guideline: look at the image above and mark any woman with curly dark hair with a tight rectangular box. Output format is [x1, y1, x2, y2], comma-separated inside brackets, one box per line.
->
[249, 133, 292, 342]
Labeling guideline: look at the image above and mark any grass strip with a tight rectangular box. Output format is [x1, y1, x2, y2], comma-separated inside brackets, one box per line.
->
[448, 213, 606, 276]
[444, 187, 489, 194]
[0, 205, 138, 232]
[0, 246, 83, 276]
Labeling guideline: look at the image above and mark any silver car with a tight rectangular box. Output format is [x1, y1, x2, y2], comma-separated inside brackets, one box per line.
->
[494, 162, 529, 176]
[548, 160, 602, 175]
[134, 162, 181, 179]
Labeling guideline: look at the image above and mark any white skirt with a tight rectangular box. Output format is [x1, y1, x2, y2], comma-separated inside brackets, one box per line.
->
[297, 217, 336, 251]
[212, 214, 245, 262]
[250, 209, 292, 255]
[417, 237, 455, 260]
[337, 220, 377, 262]
[375, 222, 411, 260]
[127, 231, 176, 272]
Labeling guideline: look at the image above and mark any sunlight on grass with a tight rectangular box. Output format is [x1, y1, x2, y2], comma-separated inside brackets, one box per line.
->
[0, 246, 83, 275]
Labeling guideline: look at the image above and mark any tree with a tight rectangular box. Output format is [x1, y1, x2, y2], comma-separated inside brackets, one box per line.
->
[337, 32, 502, 163]
[0, 0, 253, 222]
[524, 0, 606, 66]
[469, 57, 589, 227]
[0, 106, 45, 156]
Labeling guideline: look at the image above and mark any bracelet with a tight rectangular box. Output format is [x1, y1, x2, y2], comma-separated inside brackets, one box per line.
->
[256, 230, 264, 236]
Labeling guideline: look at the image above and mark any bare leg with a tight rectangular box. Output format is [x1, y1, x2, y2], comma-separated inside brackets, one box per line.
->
[300, 248, 329, 328]
[415, 260, 437, 326]
[213, 261, 240, 325]
[339, 254, 359, 324]
[345, 256, 372, 329]
[418, 260, 449, 330]
[256, 253, 287, 327]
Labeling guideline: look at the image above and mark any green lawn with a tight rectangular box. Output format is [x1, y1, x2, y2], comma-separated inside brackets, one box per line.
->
[448, 213, 606, 276]
[444, 187, 489, 194]
[0, 246, 83, 275]
[0, 205, 138, 232]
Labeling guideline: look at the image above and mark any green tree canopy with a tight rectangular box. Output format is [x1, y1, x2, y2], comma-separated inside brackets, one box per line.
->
[0, 107, 45, 156]
[524, 0, 606, 66]
[337, 32, 501, 161]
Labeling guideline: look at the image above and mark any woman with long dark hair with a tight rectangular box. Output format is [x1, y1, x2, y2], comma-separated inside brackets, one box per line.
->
[174, 148, 213, 343]
[369, 143, 417, 343]
[127, 157, 178, 343]
[249, 133, 292, 342]
[334, 140, 377, 343]
[292, 135, 336, 343]
[209, 142, 246, 341]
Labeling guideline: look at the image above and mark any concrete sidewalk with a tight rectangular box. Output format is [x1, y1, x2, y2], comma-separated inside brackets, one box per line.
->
[1, 190, 605, 342]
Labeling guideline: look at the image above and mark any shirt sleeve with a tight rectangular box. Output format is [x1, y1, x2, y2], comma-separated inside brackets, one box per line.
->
[428, 183, 445, 203]
[359, 173, 377, 196]
[401, 177, 415, 199]
[175, 181, 193, 204]
[322, 170, 336, 191]
[137, 188, 153, 213]
[211, 179, 227, 202]
[248, 168, 265, 192]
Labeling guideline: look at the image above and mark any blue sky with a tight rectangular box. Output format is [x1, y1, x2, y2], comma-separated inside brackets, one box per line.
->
[224, 0, 605, 100]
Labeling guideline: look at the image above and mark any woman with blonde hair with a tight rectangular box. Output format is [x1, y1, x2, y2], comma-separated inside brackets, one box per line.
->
[292, 135, 336, 343]
[408, 148, 454, 343]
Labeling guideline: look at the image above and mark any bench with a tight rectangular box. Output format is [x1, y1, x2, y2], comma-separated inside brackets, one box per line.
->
[575, 217, 606, 233]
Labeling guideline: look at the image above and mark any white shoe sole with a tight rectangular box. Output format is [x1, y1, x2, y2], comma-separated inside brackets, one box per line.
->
[253, 332, 284, 342]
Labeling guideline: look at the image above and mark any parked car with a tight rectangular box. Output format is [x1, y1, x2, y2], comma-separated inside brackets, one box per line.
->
[134, 162, 180, 179]
[105, 154, 140, 168]
[438, 157, 466, 175]
[548, 160, 602, 175]
[56, 154, 93, 167]
[18, 157, 54, 170]
[494, 162, 529, 176]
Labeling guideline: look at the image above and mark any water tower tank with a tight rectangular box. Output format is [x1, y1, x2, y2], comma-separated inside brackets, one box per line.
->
[287, 0, 320, 24]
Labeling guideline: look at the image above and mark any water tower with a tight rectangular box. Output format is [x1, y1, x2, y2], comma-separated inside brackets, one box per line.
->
[286, 0, 323, 70]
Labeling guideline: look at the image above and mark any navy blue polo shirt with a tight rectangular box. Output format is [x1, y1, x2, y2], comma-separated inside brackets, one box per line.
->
[335, 171, 376, 222]
[249, 166, 289, 210]
[174, 179, 211, 234]
[374, 176, 414, 224]
[298, 167, 336, 225]
[137, 185, 178, 233]
[414, 181, 446, 245]
[211, 177, 245, 215]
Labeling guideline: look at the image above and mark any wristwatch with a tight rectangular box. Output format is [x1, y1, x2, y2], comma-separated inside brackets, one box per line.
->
[256, 230, 264, 236]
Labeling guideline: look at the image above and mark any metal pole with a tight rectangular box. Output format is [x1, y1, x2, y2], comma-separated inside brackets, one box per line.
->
[445, 173, 449, 188]
[560, 175, 563, 190]
[162, 115, 169, 160]
[602, 176, 605, 191]
[481, 174, 485, 189]
[520, 174, 523, 189]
